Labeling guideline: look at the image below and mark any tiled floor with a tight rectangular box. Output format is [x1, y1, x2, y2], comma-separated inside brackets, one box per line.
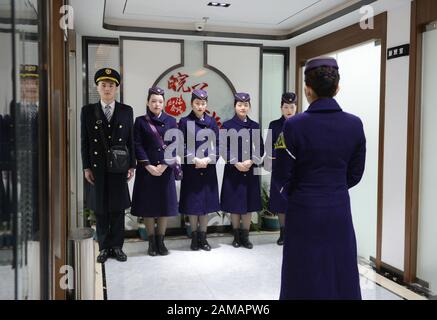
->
[0, 264, 14, 300]
[104, 233, 411, 300]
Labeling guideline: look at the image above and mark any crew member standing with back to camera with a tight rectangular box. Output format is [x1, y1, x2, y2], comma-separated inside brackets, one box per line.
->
[277, 57, 366, 300]
[81, 68, 136, 264]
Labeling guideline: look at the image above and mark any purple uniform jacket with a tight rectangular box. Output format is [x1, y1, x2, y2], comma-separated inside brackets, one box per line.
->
[178, 112, 220, 215]
[277, 98, 366, 300]
[131, 110, 178, 217]
[266, 116, 288, 213]
[220, 115, 264, 215]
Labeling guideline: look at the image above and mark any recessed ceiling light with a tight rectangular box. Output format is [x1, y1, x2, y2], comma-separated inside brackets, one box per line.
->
[208, 2, 231, 8]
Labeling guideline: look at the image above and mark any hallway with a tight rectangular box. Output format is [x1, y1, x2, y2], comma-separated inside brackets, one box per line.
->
[103, 233, 421, 300]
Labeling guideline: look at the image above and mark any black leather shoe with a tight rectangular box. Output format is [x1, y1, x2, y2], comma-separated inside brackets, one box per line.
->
[277, 227, 285, 246]
[148, 235, 158, 256]
[96, 249, 110, 263]
[156, 235, 169, 255]
[198, 231, 211, 251]
[190, 231, 199, 251]
[232, 229, 241, 248]
[112, 248, 127, 262]
[240, 229, 253, 249]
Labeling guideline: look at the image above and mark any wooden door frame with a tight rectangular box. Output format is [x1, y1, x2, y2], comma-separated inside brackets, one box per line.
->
[404, 0, 437, 285]
[46, 0, 69, 299]
[295, 12, 388, 271]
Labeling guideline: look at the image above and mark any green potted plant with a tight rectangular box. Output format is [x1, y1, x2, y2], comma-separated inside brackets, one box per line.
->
[137, 217, 148, 240]
[259, 184, 280, 231]
[83, 208, 97, 240]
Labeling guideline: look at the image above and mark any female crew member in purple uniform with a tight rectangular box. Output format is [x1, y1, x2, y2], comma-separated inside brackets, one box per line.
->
[265, 92, 297, 245]
[131, 87, 179, 256]
[220, 93, 264, 249]
[179, 89, 220, 251]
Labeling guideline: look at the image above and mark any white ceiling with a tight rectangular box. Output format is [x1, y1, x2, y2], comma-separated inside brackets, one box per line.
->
[105, 0, 353, 34]
[70, 0, 412, 46]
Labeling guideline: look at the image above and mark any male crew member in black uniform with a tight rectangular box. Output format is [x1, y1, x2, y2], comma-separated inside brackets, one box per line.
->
[81, 68, 136, 263]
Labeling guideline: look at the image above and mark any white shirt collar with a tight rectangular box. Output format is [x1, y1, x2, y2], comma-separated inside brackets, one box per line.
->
[100, 100, 116, 110]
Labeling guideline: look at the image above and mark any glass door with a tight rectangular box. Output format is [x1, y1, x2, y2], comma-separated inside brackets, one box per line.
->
[416, 24, 437, 295]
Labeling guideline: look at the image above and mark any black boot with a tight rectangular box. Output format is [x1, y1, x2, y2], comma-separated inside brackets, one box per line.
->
[156, 235, 169, 255]
[240, 229, 253, 249]
[277, 227, 285, 246]
[96, 249, 110, 263]
[198, 231, 211, 251]
[148, 235, 157, 256]
[191, 231, 199, 251]
[232, 229, 241, 248]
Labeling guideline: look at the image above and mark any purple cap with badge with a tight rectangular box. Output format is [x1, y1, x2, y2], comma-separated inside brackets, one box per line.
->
[148, 86, 165, 96]
[304, 57, 339, 74]
[192, 89, 208, 101]
[281, 92, 297, 105]
[234, 92, 251, 103]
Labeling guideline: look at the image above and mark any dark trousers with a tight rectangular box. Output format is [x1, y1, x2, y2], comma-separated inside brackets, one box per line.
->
[96, 211, 125, 251]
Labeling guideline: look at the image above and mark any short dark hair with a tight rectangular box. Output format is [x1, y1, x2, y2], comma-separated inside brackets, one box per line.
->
[304, 66, 340, 98]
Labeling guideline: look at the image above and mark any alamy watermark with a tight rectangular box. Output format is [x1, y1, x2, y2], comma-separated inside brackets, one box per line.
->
[161, 126, 274, 176]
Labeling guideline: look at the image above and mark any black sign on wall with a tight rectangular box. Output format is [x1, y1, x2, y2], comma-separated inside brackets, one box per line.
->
[387, 44, 410, 60]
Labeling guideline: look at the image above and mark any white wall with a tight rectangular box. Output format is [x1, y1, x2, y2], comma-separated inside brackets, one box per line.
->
[381, 3, 411, 271]
[207, 44, 261, 121]
[122, 39, 182, 117]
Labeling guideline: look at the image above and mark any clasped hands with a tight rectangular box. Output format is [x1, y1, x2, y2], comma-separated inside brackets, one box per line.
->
[193, 157, 211, 169]
[235, 160, 253, 172]
[145, 164, 168, 176]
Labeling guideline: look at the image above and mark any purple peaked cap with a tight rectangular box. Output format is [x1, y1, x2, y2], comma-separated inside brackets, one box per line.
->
[148, 86, 165, 96]
[304, 57, 339, 74]
[234, 92, 251, 102]
[281, 92, 297, 104]
[192, 89, 208, 100]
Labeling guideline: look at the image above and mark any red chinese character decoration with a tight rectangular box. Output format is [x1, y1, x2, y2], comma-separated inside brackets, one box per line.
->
[167, 72, 208, 93]
[165, 71, 222, 127]
[165, 95, 186, 117]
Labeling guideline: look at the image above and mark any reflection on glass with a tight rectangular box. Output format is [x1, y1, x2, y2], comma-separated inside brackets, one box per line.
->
[7, 0, 41, 300]
[0, 0, 14, 300]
